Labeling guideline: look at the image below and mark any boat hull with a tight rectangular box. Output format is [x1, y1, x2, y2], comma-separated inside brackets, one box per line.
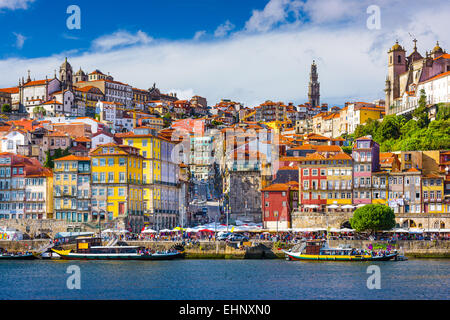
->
[284, 251, 397, 261]
[0, 253, 37, 260]
[52, 249, 184, 261]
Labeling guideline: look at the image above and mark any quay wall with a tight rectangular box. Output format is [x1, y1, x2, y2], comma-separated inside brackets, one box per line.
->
[1, 240, 449, 258]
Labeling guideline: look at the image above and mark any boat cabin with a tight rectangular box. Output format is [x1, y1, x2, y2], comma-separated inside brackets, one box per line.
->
[76, 237, 102, 253]
[304, 240, 325, 255]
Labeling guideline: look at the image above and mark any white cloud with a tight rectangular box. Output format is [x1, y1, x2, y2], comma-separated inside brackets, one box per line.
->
[167, 88, 195, 101]
[214, 20, 235, 38]
[193, 30, 206, 41]
[0, 0, 34, 10]
[245, 0, 302, 32]
[13, 32, 26, 49]
[0, 0, 449, 107]
[92, 30, 152, 51]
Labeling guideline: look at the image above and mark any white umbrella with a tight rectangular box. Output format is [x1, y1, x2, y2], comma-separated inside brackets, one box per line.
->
[159, 229, 173, 233]
[342, 205, 354, 209]
[118, 229, 129, 233]
[328, 205, 339, 209]
[141, 228, 157, 233]
[101, 229, 114, 234]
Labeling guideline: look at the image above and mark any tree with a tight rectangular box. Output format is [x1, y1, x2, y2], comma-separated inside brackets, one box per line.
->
[163, 112, 172, 128]
[436, 103, 450, 121]
[378, 115, 403, 141]
[44, 147, 71, 169]
[1, 104, 11, 113]
[341, 146, 352, 155]
[413, 89, 430, 128]
[33, 106, 46, 117]
[350, 204, 395, 233]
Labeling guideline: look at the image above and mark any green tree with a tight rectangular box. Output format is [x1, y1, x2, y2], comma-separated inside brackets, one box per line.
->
[44, 148, 71, 169]
[378, 115, 403, 142]
[436, 103, 450, 121]
[350, 204, 396, 233]
[413, 89, 430, 128]
[341, 145, 353, 155]
[1, 104, 11, 113]
[163, 112, 172, 128]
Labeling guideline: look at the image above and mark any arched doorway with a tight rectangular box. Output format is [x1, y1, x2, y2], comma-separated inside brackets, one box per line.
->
[340, 221, 352, 229]
[433, 221, 445, 229]
[402, 219, 416, 228]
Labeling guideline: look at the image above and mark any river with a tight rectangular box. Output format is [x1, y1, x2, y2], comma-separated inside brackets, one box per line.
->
[0, 259, 448, 299]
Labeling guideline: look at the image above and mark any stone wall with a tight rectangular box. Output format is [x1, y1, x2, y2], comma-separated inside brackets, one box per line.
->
[1, 219, 98, 237]
[291, 211, 352, 228]
[1, 239, 448, 258]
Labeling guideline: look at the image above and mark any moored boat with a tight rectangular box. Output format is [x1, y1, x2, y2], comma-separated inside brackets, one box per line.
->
[52, 237, 184, 261]
[283, 240, 398, 261]
[0, 252, 37, 260]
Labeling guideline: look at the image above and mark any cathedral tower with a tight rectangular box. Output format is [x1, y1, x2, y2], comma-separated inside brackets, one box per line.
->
[308, 60, 320, 107]
[59, 57, 73, 90]
[385, 41, 406, 111]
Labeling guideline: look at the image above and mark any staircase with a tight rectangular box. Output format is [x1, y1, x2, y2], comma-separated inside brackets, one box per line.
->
[36, 241, 54, 254]
[106, 237, 118, 247]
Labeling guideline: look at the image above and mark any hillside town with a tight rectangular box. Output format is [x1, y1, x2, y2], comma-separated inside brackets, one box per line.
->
[0, 39, 449, 236]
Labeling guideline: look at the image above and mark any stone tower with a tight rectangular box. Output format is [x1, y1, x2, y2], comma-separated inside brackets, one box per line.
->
[59, 57, 73, 90]
[73, 67, 88, 84]
[385, 41, 406, 110]
[308, 60, 320, 107]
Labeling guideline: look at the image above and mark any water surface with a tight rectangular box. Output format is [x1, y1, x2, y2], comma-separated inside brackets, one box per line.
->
[0, 259, 448, 299]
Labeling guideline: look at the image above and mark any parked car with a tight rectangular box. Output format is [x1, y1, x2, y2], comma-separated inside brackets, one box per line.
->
[228, 234, 249, 242]
[217, 232, 232, 241]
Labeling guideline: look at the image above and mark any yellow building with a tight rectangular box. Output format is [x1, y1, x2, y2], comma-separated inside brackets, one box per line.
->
[74, 86, 104, 117]
[326, 153, 353, 210]
[371, 172, 388, 205]
[422, 174, 445, 214]
[121, 127, 180, 230]
[53, 155, 91, 222]
[90, 143, 144, 232]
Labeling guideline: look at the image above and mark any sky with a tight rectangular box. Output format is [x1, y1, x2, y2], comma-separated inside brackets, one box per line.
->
[0, 0, 449, 107]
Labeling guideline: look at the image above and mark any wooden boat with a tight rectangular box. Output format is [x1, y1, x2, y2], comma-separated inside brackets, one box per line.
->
[0, 253, 37, 260]
[283, 240, 398, 261]
[52, 237, 184, 261]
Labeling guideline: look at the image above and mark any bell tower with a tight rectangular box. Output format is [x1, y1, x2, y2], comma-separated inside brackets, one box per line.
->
[308, 60, 320, 107]
[386, 41, 406, 113]
[59, 57, 73, 90]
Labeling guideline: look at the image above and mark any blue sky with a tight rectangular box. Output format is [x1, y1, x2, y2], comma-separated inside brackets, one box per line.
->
[1, 0, 271, 58]
[1, 0, 449, 106]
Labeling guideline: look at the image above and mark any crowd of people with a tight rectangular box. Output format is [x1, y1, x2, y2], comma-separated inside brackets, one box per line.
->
[101, 230, 450, 243]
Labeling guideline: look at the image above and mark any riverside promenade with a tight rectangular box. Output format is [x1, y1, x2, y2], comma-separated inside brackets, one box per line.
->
[1, 239, 449, 258]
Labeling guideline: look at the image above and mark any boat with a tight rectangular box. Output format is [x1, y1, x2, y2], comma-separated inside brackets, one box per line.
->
[0, 252, 37, 260]
[283, 240, 398, 261]
[40, 248, 60, 260]
[52, 237, 184, 260]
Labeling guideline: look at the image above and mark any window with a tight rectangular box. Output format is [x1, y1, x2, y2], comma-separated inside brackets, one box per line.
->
[303, 169, 309, 176]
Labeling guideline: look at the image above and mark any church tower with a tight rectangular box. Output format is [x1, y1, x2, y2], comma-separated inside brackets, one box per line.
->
[59, 57, 73, 90]
[385, 41, 406, 113]
[308, 60, 320, 107]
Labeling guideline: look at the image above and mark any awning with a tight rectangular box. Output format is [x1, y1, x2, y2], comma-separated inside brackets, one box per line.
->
[327, 205, 339, 209]
[342, 205, 355, 209]
[141, 228, 157, 233]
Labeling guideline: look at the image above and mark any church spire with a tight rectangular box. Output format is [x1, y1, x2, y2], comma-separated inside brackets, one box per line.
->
[308, 60, 320, 107]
